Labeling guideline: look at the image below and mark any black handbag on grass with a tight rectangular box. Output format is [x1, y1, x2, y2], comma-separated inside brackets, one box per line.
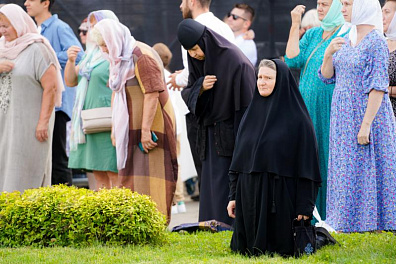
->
[293, 219, 316, 257]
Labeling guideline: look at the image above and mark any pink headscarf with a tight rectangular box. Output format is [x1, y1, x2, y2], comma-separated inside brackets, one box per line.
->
[0, 4, 64, 106]
[94, 19, 137, 170]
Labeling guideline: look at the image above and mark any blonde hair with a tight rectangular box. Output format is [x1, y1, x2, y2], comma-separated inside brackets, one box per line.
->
[301, 9, 321, 29]
[90, 27, 106, 47]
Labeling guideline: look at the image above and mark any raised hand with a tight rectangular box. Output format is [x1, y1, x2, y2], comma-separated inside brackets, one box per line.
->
[325, 37, 346, 56]
[67, 46, 81, 64]
[291, 5, 306, 26]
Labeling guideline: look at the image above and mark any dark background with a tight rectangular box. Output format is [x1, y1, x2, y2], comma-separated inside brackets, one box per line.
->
[1, 0, 386, 70]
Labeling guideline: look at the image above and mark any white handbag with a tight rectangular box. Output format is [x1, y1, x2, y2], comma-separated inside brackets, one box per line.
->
[81, 107, 112, 134]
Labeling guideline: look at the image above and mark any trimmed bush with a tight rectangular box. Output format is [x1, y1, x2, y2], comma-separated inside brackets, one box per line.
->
[0, 185, 167, 247]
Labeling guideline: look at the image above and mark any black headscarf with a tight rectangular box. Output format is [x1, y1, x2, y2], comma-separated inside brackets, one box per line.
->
[229, 59, 321, 183]
[178, 19, 255, 126]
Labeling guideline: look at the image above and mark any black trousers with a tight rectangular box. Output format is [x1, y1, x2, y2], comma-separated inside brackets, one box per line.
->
[52, 111, 72, 186]
[186, 114, 202, 190]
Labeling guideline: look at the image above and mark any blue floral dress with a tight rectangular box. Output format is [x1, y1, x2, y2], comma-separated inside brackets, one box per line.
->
[285, 27, 346, 220]
[319, 30, 396, 232]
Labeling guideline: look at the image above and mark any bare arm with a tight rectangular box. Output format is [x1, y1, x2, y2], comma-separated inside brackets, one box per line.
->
[36, 65, 57, 142]
[388, 86, 396, 98]
[285, 5, 305, 59]
[140, 92, 159, 153]
[320, 53, 335, 79]
[64, 46, 81, 87]
[321, 37, 345, 79]
[357, 90, 385, 145]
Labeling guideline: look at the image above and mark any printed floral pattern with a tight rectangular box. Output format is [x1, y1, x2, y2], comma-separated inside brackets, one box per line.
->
[0, 73, 12, 114]
[319, 30, 396, 232]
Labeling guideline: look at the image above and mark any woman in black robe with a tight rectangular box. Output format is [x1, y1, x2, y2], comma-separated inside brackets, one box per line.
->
[177, 19, 256, 225]
[227, 59, 322, 256]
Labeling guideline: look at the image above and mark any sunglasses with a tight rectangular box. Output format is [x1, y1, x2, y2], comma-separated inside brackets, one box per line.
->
[227, 12, 247, 21]
[78, 29, 88, 36]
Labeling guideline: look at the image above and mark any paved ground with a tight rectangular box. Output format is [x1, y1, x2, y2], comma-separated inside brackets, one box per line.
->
[168, 199, 199, 231]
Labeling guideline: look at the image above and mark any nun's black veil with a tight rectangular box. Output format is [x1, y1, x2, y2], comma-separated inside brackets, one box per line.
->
[229, 59, 321, 183]
[178, 19, 255, 126]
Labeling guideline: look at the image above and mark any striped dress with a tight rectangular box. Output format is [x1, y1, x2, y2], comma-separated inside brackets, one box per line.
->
[119, 42, 177, 222]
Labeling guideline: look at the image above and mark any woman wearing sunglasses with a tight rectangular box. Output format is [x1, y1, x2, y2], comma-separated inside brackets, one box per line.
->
[78, 18, 88, 46]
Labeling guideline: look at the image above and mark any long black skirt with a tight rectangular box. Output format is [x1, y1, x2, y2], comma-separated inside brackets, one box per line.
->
[199, 126, 234, 225]
[231, 172, 298, 257]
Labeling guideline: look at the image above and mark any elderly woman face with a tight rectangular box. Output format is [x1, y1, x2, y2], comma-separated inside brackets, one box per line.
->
[257, 66, 277, 97]
[188, 44, 205, 60]
[0, 14, 17, 42]
[341, 0, 353, 22]
[317, 0, 333, 21]
[383, 1, 396, 32]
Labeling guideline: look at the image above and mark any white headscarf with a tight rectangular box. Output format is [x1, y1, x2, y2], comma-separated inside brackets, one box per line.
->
[386, 10, 396, 40]
[339, 0, 383, 46]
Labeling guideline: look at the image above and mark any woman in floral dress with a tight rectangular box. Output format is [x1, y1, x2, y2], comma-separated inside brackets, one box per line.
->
[319, 0, 396, 232]
[285, 0, 345, 220]
[383, 0, 396, 116]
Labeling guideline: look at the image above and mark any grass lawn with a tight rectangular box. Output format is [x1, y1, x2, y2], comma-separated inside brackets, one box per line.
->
[0, 231, 395, 263]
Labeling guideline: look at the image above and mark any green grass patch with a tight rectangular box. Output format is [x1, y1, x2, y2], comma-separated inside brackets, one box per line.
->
[0, 231, 395, 263]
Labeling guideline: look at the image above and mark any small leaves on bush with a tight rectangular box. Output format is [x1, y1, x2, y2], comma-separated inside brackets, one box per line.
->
[0, 185, 168, 247]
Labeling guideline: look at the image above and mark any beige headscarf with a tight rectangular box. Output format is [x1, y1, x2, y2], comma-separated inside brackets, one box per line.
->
[94, 19, 137, 170]
[0, 4, 64, 106]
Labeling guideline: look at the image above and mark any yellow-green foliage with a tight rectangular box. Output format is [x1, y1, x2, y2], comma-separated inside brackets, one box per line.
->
[0, 186, 167, 247]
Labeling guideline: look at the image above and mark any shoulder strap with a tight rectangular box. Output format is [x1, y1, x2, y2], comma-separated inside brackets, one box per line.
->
[301, 26, 341, 77]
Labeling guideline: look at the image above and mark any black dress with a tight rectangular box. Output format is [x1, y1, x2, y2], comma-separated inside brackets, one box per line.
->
[177, 19, 256, 225]
[388, 50, 396, 116]
[230, 172, 318, 256]
[228, 60, 322, 256]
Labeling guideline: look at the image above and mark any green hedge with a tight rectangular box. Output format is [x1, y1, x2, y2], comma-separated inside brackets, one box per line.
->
[0, 185, 167, 247]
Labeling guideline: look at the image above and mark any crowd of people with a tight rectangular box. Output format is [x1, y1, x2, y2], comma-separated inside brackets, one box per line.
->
[0, 0, 395, 258]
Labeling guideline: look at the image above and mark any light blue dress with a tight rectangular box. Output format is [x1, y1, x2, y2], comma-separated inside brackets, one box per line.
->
[285, 27, 346, 220]
[319, 30, 396, 232]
